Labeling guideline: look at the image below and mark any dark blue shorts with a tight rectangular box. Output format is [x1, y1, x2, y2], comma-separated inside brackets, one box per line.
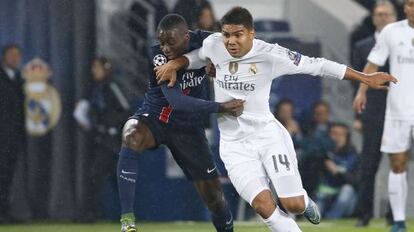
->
[129, 113, 219, 181]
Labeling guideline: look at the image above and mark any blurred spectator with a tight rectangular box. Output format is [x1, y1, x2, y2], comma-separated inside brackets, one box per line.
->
[173, 0, 211, 30]
[298, 101, 334, 196]
[352, 0, 404, 46]
[73, 57, 130, 220]
[196, 1, 219, 31]
[0, 43, 26, 223]
[273, 99, 303, 147]
[316, 123, 358, 219]
[352, 1, 396, 227]
[302, 101, 331, 137]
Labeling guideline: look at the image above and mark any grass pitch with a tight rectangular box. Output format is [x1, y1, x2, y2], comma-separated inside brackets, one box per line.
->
[0, 219, 412, 232]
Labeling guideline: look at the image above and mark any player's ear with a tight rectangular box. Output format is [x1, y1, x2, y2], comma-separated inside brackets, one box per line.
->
[249, 28, 256, 39]
[184, 31, 190, 41]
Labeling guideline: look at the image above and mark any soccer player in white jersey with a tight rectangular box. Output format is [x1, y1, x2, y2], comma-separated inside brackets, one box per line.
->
[354, 1, 414, 231]
[156, 7, 397, 232]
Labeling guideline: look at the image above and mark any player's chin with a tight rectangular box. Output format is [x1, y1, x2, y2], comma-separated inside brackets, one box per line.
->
[227, 49, 240, 57]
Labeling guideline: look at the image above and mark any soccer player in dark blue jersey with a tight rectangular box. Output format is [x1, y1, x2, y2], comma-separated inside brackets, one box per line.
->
[117, 14, 242, 232]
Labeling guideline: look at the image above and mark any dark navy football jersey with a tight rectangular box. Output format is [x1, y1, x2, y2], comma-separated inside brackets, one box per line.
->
[137, 30, 217, 127]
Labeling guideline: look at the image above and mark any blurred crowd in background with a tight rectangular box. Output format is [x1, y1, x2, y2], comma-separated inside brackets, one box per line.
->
[0, 0, 408, 226]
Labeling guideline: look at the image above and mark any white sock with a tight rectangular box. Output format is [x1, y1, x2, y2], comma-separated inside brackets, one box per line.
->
[388, 171, 407, 221]
[262, 207, 302, 232]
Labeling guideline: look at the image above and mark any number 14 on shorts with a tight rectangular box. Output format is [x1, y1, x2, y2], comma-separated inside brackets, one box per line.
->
[272, 154, 294, 177]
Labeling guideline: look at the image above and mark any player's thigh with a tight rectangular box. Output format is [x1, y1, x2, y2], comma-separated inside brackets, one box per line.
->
[260, 128, 304, 199]
[122, 117, 157, 151]
[220, 140, 270, 205]
[381, 119, 412, 154]
[167, 127, 218, 180]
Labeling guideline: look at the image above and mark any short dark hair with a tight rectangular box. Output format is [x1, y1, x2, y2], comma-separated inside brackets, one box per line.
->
[158, 14, 188, 32]
[220, 6, 253, 30]
[1, 43, 21, 58]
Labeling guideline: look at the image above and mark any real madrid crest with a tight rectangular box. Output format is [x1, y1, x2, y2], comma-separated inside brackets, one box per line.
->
[229, 62, 238, 74]
[23, 58, 61, 136]
[249, 63, 258, 75]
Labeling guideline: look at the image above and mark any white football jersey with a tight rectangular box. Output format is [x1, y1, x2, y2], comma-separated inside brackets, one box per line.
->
[368, 19, 414, 120]
[186, 33, 346, 141]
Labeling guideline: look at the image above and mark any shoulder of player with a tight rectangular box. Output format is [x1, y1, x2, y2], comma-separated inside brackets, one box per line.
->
[381, 20, 406, 34]
[253, 39, 288, 57]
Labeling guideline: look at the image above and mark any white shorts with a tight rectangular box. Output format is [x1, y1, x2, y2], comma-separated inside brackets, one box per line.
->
[381, 119, 414, 153]
[219, 121, 304, 205]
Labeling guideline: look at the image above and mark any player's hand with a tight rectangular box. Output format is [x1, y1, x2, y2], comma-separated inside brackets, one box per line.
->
[205, 60, 216, 78]
[154, 62, 177, 87]
[364, 72, 397, 90]
[218, 99, 245, 117]
[353, 91, 367, 114]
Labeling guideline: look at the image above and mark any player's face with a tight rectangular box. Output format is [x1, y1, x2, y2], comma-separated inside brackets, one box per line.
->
[159, 29, 189, 60]
[405, 0, 414, 25]
[372, 4, 396, 32]
[221, 24, 255, 58]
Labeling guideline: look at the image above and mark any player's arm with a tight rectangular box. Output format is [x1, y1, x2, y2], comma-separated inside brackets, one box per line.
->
[271, 45, 396, 90]
[352, 27, 390, 113]
[155, 48, 208, 86]
[160, 82, 244, 117]
[342, 65, 394, 89]
[352, 62, 380, 113]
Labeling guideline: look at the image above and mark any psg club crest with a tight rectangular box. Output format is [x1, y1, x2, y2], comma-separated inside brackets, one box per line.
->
[229, 62, 238, 74]
[23, 58, 61, 136]
[153, 54, 167, 66]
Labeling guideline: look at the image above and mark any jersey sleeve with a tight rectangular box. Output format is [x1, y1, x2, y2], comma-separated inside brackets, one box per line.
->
[184, 33, 217, 69]
[270, 43, 346, 80]
[160, 82, 219, 113]
[148, 45, 168, 86]
[367, 26, 391, 66]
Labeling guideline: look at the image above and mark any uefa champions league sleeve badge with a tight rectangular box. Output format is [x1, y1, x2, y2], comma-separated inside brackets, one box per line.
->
[153, 54, 167, 67]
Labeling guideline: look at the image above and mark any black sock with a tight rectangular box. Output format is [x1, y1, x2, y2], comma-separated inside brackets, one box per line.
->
[117, 147, 139, 215]
[212, 203, 233, 232]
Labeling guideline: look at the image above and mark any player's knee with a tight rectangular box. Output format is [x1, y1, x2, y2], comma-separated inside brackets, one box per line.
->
[251, 194, 276, 218]
[122, 124, 145, 153]
[280, 197, 306, 215]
